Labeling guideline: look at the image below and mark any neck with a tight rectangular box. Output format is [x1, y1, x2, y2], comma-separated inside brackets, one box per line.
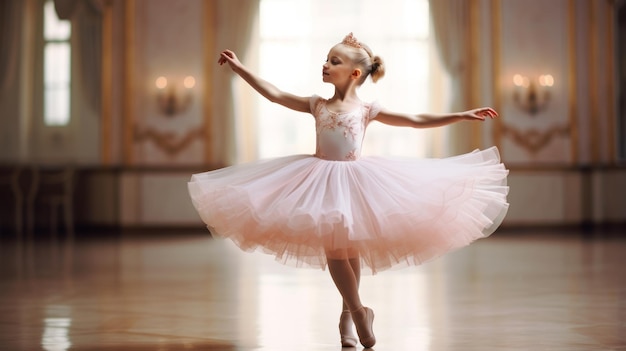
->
[332, 83, 359, 102]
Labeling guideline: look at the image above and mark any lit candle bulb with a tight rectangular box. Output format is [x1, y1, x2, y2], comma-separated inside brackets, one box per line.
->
[155, 76, 167, 89]
[183, 76, 196, 89]
[538, 74, 554, 87]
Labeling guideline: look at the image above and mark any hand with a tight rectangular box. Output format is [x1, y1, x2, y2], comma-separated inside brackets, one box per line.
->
[462, 107, 499, 121]
[217, 49, 243, 71]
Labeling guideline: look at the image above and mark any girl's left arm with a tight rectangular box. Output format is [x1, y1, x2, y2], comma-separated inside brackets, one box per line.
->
[374, 107, 498, 128]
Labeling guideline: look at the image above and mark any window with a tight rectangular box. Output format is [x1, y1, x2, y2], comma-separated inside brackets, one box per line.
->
[43, 0, 71, 126]
[256, 0, 443, 159]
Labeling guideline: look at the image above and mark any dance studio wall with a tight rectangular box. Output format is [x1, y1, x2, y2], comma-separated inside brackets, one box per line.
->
[0, 0, 624, 229]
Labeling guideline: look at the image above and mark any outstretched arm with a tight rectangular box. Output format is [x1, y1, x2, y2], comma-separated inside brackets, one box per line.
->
[374, 107, 498, 128]
[218, 50, 311, 113]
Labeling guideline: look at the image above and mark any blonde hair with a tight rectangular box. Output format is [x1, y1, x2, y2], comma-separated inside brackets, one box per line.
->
[340, 40, 386, 85]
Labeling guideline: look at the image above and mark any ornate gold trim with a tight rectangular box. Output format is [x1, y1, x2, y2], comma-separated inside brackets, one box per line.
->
[203, 1, 216, 163]
[101, 0, 113, 164]
[568, 0, 579, 163]
[606, 3, 616, 162]
[469, 0, 481, 149]
[134, 125, 206, 157]
[493, 0, 578, 162]
[500, 123, 571, 154]
[491, 0, 502, 151]
[123, 0, 135, 165]
[589, 1, 600, 162]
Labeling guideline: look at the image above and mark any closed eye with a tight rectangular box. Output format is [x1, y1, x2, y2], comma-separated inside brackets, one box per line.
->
[326, 56, 341, 65]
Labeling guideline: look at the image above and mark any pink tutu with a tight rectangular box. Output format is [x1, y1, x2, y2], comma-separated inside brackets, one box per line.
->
[188, 96, 509, 274]
[188, 148, 508, 274]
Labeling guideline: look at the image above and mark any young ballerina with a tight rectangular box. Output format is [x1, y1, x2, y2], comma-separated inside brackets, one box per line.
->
[188, 33, 509, 348]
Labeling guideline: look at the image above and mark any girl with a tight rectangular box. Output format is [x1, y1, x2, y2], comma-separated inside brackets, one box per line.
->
[188, 33, 509, 348]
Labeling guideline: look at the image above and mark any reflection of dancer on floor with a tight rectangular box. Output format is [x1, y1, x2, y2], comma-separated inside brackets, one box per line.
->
[190, 33, 508, 348]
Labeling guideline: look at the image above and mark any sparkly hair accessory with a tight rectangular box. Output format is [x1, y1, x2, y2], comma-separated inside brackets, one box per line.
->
[342, 32, 362, 49]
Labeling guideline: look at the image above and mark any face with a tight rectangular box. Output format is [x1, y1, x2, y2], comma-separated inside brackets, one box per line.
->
[322, 45, 357, 84]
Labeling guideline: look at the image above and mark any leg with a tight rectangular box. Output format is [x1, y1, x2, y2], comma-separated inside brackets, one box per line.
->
[326, 249, 362, 312]
[328, 255, 360, 347]
[342, 249, 362, 311]
[327, 248, 375, 348]
[339, 253, 361, 347]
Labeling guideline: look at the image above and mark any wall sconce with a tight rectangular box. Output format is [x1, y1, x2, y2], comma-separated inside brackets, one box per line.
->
[155, 75, 196, 116]
[512, 74, 554, 115]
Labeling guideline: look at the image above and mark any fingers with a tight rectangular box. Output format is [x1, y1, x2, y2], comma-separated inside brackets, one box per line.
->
[217, 50, 235, 65]
[486, 108, 498, 118]
[477, 108, 498, 119]
[217, 52, 229, 65]
[469, 108, 498, 122]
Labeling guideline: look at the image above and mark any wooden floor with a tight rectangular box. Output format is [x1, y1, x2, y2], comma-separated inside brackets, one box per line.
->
[0, 228, 625, 351]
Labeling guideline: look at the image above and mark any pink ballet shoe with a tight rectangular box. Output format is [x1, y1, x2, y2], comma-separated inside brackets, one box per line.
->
[351, 306, 376, 348]
[340, 310, 358, 347]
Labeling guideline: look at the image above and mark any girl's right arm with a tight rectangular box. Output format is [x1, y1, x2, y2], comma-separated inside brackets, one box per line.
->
[218, 50, 311, 113]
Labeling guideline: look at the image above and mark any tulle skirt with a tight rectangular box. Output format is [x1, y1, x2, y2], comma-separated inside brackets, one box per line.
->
[188, 146, 509, 274]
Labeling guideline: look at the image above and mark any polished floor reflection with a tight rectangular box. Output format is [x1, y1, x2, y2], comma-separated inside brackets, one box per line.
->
[1, 229, 625, 350]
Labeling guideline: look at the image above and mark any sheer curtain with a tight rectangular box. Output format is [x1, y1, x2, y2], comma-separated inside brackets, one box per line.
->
[429, 0, 475, 154]
[0, 0, 20, 94]
[241, 0, 449, 162]
[212, 0, 259, 165]
[53, 0, 103, 115]
[429, 0, 471, 112]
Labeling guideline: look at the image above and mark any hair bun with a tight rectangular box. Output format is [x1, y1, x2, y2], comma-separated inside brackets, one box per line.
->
[370, 55, 385, 83]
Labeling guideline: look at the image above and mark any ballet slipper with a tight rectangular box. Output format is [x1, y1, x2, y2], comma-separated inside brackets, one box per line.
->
[339, 310, 358, 347]
[351, 306, 376, 348]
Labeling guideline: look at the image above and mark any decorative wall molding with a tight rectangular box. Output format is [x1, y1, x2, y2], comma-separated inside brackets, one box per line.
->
[202, 1, 215, 163]
[134, 125, 205, 157]
[491, 0, 578, 163]
[469, 0, 482, 149]
[123, 0, 136, 165]
[567, 0, 579, 162]
[589, 1, 600, 162]
[606, 2, 616, 162]
[101, 1, 113, 164]
[500, 122, 571, 154]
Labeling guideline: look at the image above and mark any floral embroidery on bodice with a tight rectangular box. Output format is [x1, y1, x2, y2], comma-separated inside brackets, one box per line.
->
[310, 95, 381, 161]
